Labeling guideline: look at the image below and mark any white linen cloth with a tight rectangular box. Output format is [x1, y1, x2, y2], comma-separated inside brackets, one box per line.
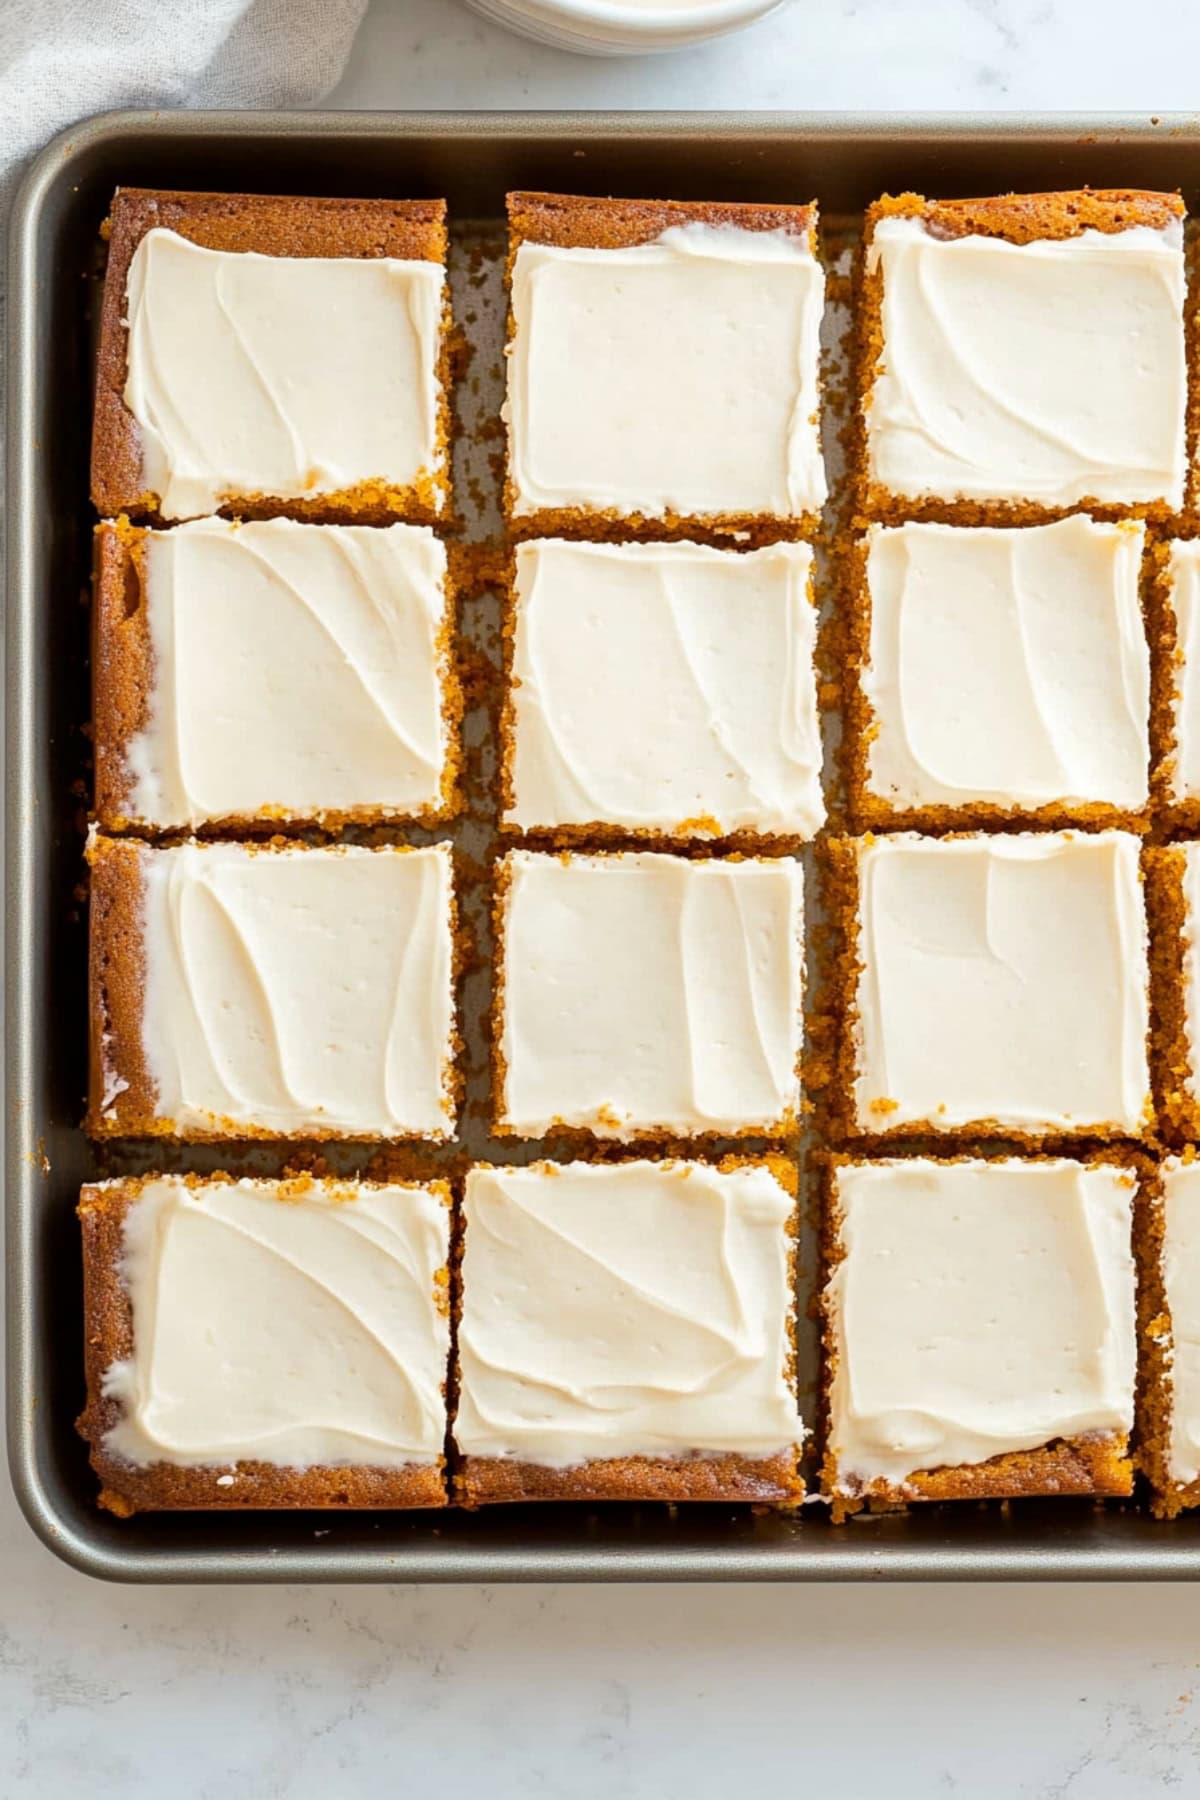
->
[0, 0, 369, 214]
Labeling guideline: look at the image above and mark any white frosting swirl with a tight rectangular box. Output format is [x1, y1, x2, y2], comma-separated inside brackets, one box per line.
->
[124, 518, 450, 828]
[455, 1160, 801, 1466]
[102, 1177, 450, 1469]
[123, 228, 445, 520]
[828, 1158, 1136, 1490]
[139, 841, 456, 1138]
[506, 538, 823, 837]
[498, 850, 805, 1138]
[866, 217, 1186, 508]
[507, 221, 826, 519]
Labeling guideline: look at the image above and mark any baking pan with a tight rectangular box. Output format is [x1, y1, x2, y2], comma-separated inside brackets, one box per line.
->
[10, 108, 1200, 1583]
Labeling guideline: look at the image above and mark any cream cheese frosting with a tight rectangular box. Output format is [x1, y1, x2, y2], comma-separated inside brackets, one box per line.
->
[455, 1160, 801, 1466]
[853, 831, 1150, 1133]
[1183, 843, 1200, 1104]
[1169, 541, 1200, 801]
[102, 1177, 450, 1469]
[123, 228, 446, 520]
[507, 221, 826, 519]
[1162, 1159, 1200, 1487]
[866, 216, 1187, 508]
[498, 849, 804, 1137]
[827, 1158, 1136, 1490]
[863, 517, 1149, 811]
[505, 538, 823, 837]
[138, 841, 455, 1137]
[124, 518, 450, 828]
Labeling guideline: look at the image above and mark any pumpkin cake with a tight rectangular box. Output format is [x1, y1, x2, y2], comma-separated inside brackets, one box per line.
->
[500, 536, 823, 845]
[504, 190, 827, 543]
[821, 1155, 1138, 1513]
[93, 516, 460, 833]
[91, 187, 451, 525]
[87, 835, 459, 1142]
[454, 1157, 804, 1505]
[843, 515, 1151, 831]
[492, 848, 805, 1142]
[857, 189, 1187, 524]
[825, 830, 1152, 1143]
[78, 1173, 452, 1514]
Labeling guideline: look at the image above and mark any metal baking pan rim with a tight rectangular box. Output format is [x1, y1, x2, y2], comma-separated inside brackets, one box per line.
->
[10, 106, 1200, 1582]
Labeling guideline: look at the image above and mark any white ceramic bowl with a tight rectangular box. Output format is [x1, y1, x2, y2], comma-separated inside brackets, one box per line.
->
[465, 0, 785, 56]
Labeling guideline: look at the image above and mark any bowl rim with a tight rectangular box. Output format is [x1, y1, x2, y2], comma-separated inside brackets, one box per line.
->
[474, 0, 783, 37]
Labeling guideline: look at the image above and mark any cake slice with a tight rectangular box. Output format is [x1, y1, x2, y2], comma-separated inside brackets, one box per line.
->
[504, 190, 826, 542]
[91, 187, 450, 524]
[858, 189, 1187, 521]
[78, 1174, 451, 1513]
[827, 830, 1152, 1141]
[493, 848, 805, 1141]
[822, 1156, 1137, 1513]
[1136, 1156, 1200, 1517]
[1160, 540, 1200, 826]
[87, 836, 459, 1141]
[845, 516, 1151, 830]
[454, 1158, 804, 1504]
[501, 537, 823, 843]
[1145, 841, 1200, 1143]
[93, 516, 459, 832]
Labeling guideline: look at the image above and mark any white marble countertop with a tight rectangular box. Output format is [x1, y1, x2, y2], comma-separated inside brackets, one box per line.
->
[330, 0, 1200, 113]
[7, 3, 1200, 1793]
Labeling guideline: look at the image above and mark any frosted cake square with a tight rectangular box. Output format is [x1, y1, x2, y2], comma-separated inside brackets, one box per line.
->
[493, 849, 805, 1140]
[821, 1156, 1137, 1511]
[1160, 541, 1200, 825]
[91, 187, 450, 524]
[501, 537, 823, 843]
[1136, 1157, 1200, 1516]
[504, 190, 826, 541]
[1145, 841, 1200, 1142]
[87, 837, 458, 1141]
[827, 830, 1151, 1140]
[454, 1158, 803, 1505]
[858, 189, 1186, 522]
[845, 516, 1150, 829]
[93, 517, 459, 832]
[77, 1174, 451, 1514]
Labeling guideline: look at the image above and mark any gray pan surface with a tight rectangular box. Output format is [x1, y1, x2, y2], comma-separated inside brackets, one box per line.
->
[9, 108, 1200, 1581]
